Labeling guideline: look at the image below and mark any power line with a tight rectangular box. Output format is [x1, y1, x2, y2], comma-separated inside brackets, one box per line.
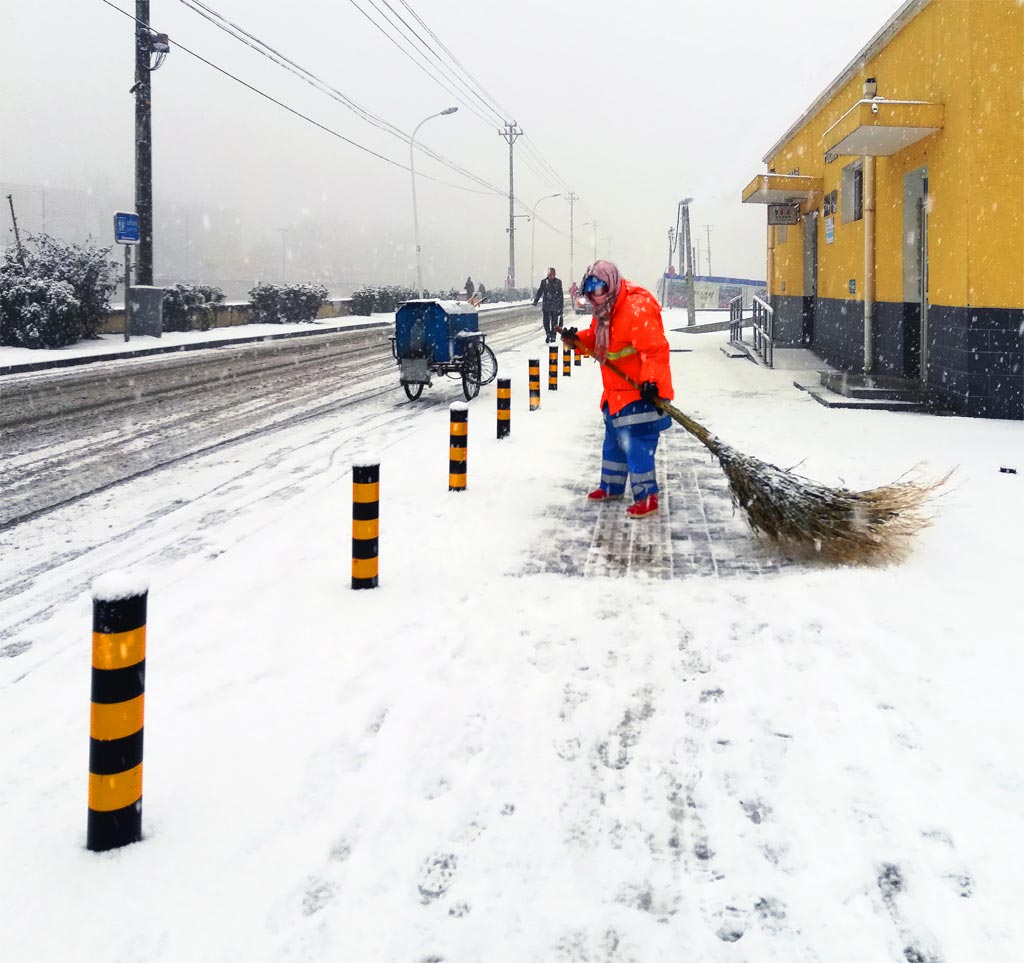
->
[96, 0, 491, 191]
[175, 0, 571, 237]
[175, 0, 507, 196]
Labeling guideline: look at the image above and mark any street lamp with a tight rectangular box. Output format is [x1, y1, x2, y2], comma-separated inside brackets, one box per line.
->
[529, 193, 560, 296]
[410, 106, 458, 296]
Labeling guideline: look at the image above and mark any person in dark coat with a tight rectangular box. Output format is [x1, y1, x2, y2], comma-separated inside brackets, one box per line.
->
[464, 277, 475, 299]
[533, 267, 564, 343]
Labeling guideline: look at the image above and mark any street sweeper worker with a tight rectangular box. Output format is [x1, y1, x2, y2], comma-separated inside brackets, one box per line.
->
[561, 259, 674, 519]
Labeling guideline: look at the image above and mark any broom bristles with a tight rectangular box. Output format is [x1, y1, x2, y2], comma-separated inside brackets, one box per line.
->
[713, 440, 950, 564]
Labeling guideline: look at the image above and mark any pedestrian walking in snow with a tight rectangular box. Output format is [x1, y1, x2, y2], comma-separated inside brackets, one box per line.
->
[533, 267, 564, 343]
[561, 260, 674, 519]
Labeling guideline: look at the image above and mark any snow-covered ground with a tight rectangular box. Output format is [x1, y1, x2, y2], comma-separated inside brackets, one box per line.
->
[1, 307, 1021, 962]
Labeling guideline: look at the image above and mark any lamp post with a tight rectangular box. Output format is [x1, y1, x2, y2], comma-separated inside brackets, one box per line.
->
[529, 193, 560, 296]
[667, 226, 676, 273]
[410, 106, 458, 296]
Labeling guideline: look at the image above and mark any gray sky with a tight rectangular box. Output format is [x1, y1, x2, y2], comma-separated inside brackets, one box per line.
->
[1, 0, 905, 293]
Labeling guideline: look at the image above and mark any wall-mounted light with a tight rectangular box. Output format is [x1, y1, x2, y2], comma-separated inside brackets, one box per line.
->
[863, 76, 878, 98]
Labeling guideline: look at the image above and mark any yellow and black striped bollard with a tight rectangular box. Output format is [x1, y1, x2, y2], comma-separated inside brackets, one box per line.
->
[88, 576, 147, 852]
[449, 403, 468, 491]
[562, 343, 572, 377]
[548, 344, 558, 391]
[529, 359, 540, 411]
[496, 378, 511, 439]
[352, 460, 379, 590]
[574, 344, 582, 366]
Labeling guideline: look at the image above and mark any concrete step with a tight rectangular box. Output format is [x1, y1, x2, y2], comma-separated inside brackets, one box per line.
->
[820, 371, 929, 402]
[793, 379, 934, 412]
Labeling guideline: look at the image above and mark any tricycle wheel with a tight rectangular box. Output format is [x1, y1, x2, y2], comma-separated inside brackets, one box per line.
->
[403, 381, 424, 401]
[476, 342, 498, 386]
[461, 347, 481, 400]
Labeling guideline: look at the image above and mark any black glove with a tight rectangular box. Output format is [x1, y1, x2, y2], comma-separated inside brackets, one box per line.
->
[561, 326, 578, 342]
[639, 380, 660, 403]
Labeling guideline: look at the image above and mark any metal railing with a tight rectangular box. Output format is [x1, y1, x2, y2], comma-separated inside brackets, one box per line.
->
[728, 295, 744, 341]
[750, 295, 775, 368]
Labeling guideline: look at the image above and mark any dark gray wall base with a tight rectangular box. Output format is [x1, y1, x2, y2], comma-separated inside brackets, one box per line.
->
[770, 295, 1022, 420]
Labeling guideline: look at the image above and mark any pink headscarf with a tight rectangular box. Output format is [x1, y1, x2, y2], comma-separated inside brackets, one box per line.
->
[583, 260, 622, 361]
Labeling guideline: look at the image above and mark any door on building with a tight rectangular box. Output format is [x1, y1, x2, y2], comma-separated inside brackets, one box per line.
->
[801, 210, 818, 345]
[902, 167, 929, 381]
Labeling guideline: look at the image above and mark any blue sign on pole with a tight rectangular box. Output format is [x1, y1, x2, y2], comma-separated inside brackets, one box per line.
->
[113, 211, 140, 245]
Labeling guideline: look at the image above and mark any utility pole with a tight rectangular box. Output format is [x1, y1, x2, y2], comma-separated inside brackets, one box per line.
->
[565, 191, 579, 282]
[499, 121, 523, 287]
[667, 227, 675, 273]
[134, 2, 154, 285]
[132, 6, 169, 285]
[703, 224, 714, 276]
[678, 198, 696, 327]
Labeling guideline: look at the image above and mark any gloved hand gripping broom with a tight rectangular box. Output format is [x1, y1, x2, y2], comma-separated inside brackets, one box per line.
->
[559, 328, 947, 564]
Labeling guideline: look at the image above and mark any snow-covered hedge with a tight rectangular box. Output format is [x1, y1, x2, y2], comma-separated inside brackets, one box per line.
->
[248, 283, 328, 324]
[162, 283, 225, 332]
[349, 284, 419, 316]
[0, 234, 117, 348]
[0, 276, 81, 349]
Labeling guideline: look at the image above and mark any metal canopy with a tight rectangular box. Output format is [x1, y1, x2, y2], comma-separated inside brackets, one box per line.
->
[742, 173, 824, 205]
[823, 99, 944, 157]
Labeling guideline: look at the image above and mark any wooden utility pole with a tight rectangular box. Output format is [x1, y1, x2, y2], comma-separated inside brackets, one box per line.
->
[135, 2, 154, 285]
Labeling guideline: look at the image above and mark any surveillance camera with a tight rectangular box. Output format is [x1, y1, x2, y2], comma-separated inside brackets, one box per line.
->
[871, 102, 879, 115]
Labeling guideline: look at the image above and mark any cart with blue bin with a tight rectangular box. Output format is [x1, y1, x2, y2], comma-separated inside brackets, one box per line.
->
[389, 299, 498, 401]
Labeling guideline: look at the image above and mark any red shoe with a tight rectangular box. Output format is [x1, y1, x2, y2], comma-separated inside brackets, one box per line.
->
[626, 494, 659, 518]
[587, 488, 623, 501]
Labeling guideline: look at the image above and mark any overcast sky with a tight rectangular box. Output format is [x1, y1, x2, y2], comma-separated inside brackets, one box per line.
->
[1, 0, 907, 293]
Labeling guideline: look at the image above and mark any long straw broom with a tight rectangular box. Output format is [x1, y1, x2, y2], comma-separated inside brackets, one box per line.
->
[559, 329, 948, 565]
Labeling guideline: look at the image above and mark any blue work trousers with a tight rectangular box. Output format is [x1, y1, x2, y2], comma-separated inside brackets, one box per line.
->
[598, 401, 671, 500]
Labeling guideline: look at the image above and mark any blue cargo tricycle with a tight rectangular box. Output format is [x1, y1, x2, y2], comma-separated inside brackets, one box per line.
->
[389, 299, 498, 401]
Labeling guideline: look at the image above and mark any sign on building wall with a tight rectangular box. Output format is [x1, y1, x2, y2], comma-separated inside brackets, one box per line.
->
[825, 216, 835, 244]
[768, 204, 800, 225]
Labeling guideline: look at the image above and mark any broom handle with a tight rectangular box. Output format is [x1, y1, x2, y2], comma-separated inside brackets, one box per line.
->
[557, 328, 714, 448]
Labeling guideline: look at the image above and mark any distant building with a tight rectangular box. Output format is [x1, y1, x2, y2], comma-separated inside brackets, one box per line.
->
[741, 0, 1023, 420]
[657, 274, 766, 311]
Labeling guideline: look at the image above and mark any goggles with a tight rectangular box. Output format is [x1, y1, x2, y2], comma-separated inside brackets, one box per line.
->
[582, 275, 608, 296]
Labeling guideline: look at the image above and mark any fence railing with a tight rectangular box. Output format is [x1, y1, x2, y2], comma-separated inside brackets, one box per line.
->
[728, 296, 744, 341]
[750, 295, 775, 368]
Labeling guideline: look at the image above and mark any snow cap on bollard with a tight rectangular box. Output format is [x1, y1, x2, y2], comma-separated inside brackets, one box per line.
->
[91, 569, 151, 602]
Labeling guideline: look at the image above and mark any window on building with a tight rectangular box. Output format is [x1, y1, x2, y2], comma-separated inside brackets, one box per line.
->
[841, 162, 863, 223]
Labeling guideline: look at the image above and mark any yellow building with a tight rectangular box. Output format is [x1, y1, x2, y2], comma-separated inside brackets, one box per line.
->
[742, 0, 1023, 419]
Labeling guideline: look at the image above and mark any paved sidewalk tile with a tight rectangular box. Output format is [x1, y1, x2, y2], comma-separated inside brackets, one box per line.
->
[522, 422, 795, 580]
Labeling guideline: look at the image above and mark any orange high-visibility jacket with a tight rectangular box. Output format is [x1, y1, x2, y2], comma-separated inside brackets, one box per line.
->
[575, 280, 675, 415]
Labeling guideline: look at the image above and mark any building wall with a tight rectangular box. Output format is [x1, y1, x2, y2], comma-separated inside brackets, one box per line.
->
[764, 0, 1023, 418]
